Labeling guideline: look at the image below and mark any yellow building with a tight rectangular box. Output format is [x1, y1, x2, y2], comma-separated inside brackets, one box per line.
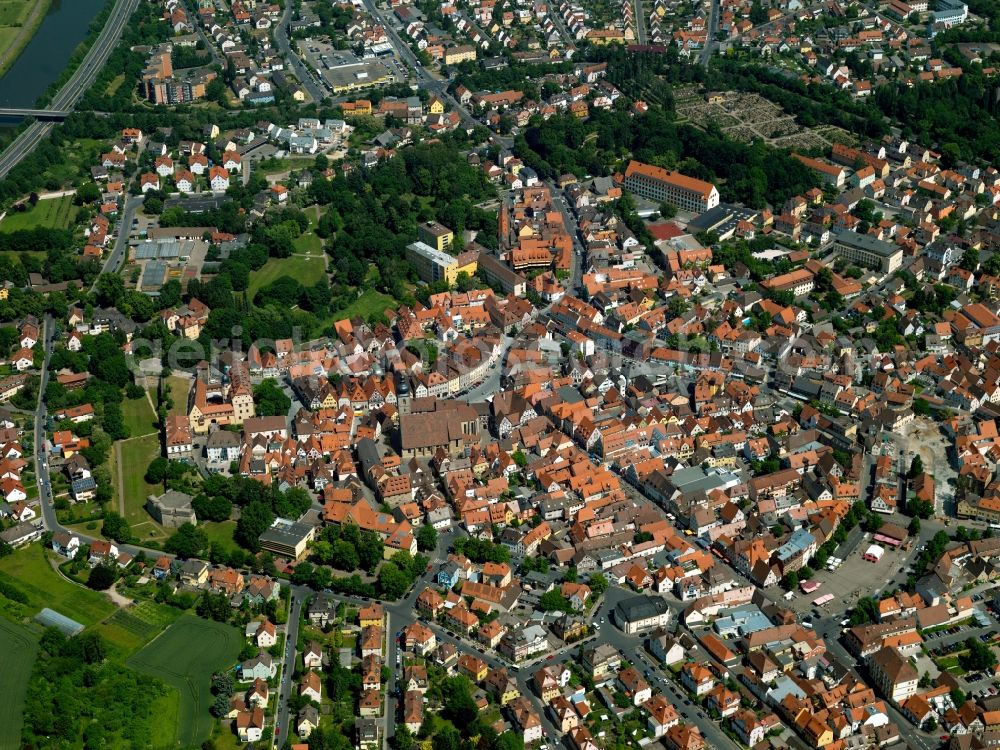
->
[428, 97, 445, 115]
[444, 45, 477, 65]
[405, 241, 477, 285]
[417, 221, 454, 252]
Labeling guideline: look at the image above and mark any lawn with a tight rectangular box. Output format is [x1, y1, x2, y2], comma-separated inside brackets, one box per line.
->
[164, 375, 190, 417]
[201, 520, 238, 553]
[0, 195, 77, 232]
[248, 253, 326, 301]
[122, 395, 159, 437]
[934, 654, 968, 675]
[336, 289, 397, 322]
[119, 434, 167, 542]
[293, 230, 323, 254]
[0, 544, 114, 626]
[127, 615, 243, 748]
[0, 619, 38, 750]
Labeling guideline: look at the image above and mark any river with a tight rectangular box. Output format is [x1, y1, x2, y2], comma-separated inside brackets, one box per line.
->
[0, 0, 108, 109]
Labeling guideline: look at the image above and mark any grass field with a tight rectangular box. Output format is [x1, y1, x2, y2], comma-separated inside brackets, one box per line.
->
[95, 601, 182, 656]
[0, 619, 38, 750]
[127, 615, 243, 748]
[119, 434, 167, 542]
[293, 231, 323, 254]
[123, 396, 159, 437]
[248, 253, 326, 300]
[201, 520, 238, 554]
[0, 0, 51, 78]
[164, 375, 190, 417]
[0, 195, 77, 232]
[336, 289, 397, 322]
[0, 544, 114, 626]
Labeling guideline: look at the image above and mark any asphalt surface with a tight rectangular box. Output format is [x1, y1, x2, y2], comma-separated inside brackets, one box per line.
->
[699, 0, 720, 66]
[275, 591, 305, 748]
[274, 4, 328, 104]
[0, 0, 140, 179]
[91, 194, 143, 291]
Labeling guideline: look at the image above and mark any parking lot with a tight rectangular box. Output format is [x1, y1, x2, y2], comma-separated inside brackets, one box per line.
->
[781, 532, 912, 618]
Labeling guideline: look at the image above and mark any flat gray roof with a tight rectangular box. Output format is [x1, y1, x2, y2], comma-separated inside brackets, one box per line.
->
[834, 231, 899, 257]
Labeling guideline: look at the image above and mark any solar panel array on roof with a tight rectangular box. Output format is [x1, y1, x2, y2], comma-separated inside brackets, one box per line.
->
[35, 607, 84, 636]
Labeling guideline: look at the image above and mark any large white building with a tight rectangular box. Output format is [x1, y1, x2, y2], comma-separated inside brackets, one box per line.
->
[623, 160, 720, 213]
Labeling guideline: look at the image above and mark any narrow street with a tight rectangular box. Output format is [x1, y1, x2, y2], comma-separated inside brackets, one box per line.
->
[275, 592, 305, 748]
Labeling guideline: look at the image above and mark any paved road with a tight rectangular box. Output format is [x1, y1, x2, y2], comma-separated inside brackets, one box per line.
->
[0, 0, 140, 179]
[274, 3, 327, 104]
[633, 0, 648, 44]
[458, 335, 512, 403]
[549, 186, 584, 294]
[275, 591, 305, 748]
[91, 194, 143, 291]
[699, 0, 720, 67]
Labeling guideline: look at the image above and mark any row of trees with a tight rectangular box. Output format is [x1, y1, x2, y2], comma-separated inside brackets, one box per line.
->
[516, 108, 819, 209]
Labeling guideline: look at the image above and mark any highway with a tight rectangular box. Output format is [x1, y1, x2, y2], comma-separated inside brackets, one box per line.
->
[0, 0, 140, 179]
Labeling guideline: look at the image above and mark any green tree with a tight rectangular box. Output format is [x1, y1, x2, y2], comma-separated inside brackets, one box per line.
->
[253, 379, 291, 416]
[87, 563, 116, 590]
[961, 638, 998, 672]
[101, 511, 132, 543]
[330, 539, 360, 571]
[416, 524, 438, 552]
[538, 590, 572, 613]
[908, 455, 924, 478]
[377, 561, 409, 599]
[850, 596, 879, 625]
[235, 500, 275, 552]
[589, 572, 609, 596]
[164, 523, 209, 558]
[145, 456, 169, 485]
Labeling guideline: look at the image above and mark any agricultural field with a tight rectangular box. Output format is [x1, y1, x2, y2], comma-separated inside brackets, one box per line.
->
[127, 615, 243, 748]
[0, 544, 114, 626]
[0, 619, 38, 750]
[95, 601, 182, 656]
[122, 395, 159, 437]
[0, 194, 77, 232]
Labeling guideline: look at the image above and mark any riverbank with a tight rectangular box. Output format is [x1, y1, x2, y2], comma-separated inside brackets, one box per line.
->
[0, 0, 54, 79]
[36, 0, 114, 107]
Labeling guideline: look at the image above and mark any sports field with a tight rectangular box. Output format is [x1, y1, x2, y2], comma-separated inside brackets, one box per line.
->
[126, 615, 243, 748]
[0, 619, 38, 750]
[0, 194, 77, 232]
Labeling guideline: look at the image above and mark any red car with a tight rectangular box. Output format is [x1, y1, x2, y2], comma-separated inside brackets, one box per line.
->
[547, 655, 554, 661]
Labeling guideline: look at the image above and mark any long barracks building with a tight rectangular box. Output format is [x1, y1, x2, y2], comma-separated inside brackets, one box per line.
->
[623, 160, 720, 213]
